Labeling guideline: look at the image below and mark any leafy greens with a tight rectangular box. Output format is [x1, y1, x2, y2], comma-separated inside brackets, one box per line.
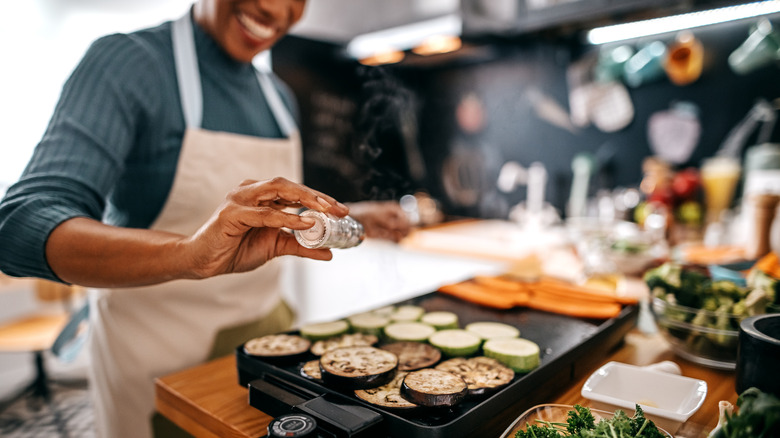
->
[514, 405, 666, 438]
[711, 387, 780, 438]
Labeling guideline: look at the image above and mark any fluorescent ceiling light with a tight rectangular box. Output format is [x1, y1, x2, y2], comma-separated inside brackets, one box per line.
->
[346, 14, 462, 59]
[587, 0, 780, 45]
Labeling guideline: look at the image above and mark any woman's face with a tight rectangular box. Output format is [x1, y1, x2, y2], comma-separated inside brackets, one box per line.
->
[193, 0, 307, 62]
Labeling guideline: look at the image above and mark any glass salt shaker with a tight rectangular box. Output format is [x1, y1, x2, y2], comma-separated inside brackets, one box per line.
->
[294, 210, 365, 249]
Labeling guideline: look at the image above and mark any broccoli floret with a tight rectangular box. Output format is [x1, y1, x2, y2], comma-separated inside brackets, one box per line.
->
[690, 308, 711, 328]
[702, 295, 720, 311]
[747, 270, 779, 304]
[706, 304, 739, 347]
[712, 280, 748, 301]
[644, 263, 683, 291]
[731, 300, 748, 318]
[744, 289, 770, 316]
[678, 269, 710, 308]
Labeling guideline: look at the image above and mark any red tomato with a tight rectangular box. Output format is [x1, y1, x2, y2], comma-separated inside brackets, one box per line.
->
[671, 168, 700, 200]
[648, 186, 674, 206]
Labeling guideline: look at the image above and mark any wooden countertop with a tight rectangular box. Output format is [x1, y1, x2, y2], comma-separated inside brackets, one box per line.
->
[155, 329, 737, 438]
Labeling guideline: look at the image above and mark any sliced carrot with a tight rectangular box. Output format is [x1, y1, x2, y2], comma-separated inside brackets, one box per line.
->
[473, 275, 527, 292]
[439, 276, 623, 319]
[532, 277, 639, 305]
[438, 282, 517, 309]
[525, 293, 622, 319]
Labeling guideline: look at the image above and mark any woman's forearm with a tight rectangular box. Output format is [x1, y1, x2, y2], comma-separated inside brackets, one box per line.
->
[46, 217, 196, 288]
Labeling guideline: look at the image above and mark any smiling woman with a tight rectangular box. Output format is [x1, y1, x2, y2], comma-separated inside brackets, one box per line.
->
[192, 0, 306, 62]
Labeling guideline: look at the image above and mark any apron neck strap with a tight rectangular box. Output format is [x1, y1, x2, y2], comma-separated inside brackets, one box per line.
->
[171, 12, 298, 137]
[172, 13, 202, 128]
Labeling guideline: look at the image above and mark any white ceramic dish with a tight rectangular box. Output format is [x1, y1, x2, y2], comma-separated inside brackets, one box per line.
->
[581, 361, 707, 433]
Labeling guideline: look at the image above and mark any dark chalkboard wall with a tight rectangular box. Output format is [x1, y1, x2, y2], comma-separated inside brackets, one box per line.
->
[274, 14, 780, 218]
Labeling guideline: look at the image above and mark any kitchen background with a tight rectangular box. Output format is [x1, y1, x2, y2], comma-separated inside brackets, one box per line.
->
[2, 0, 780, 222]
[2, 0, 780, 433]
[271, 0, 780, 222]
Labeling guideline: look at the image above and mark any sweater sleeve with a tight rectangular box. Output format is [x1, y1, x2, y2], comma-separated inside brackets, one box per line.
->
[0, 33, 168, 282]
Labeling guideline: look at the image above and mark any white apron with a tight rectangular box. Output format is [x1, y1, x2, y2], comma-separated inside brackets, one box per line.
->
[87, 14, 302, 438]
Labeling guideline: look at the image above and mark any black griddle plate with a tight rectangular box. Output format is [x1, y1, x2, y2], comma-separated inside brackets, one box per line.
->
[237, 292, 638, 438]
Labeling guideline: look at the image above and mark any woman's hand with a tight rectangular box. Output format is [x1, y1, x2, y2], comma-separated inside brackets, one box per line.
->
[346, 201, 411, 243]
[185, 177, 349, 278]
[46, 178, 348, 287]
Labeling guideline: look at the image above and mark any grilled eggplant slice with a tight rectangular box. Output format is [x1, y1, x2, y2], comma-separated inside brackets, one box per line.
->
[310, 333, 379, 356]
[319, 346, 398, 390]
[380, 341, 442, 371]
[435, 356, 514, 396]
[243, 334, 311, 363]
[400, 369, 468, 408]
[354, 371, 418, 410]
[300, 359, 322, 381]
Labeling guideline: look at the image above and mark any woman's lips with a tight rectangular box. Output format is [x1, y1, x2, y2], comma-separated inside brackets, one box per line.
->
[236, 11, 275, 42]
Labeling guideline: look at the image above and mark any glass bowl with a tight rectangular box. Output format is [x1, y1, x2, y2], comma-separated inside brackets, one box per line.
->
[500, 404, 672, 438]
[651, 297, 740, 370]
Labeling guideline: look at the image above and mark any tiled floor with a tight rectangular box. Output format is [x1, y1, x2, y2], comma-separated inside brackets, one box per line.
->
[0, 383, 93, 438]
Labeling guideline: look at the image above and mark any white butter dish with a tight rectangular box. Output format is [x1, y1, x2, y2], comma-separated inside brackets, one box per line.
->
[581, 361, 707, 433]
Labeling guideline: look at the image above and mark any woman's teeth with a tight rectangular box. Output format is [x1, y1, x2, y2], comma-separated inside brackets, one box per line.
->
[237, 12, 274, 40]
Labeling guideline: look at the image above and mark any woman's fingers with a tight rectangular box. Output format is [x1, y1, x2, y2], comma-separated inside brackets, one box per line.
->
[230, 178, 348, 216]
[221, 204, 317, 233]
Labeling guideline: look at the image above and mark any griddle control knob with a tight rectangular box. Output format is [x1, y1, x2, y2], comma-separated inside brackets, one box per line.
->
[267, 413, 318, 437]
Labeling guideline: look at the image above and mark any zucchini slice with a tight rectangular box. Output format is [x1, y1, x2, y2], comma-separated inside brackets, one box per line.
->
[420, 311, 459, 330]
[319, 346, 398, 390]
[300, 359, 322, 381]
[347, 312, 390, 336]
[310, 333, 378, 356]
[384, 322, 436, 342]
[428, 329, 482, 357]
[390, 305, 425, 322]
[243, 334, 311, 361]
[464, 321, 520, 340]
[299, 320, 350, 341]
[435, 356, 514, 396]
[380, 341, 442, 371]
[400, 369, 468, 408]
[371, 305, 396, 317]
[482, 337, 540, 373]
[354, 371, 418, 410]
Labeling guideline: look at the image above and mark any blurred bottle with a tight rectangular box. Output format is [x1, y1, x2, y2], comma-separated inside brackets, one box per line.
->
[746, 193, 780, 259]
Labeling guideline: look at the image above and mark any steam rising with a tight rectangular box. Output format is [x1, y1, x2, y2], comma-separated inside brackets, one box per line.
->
[353, 67, 424, 200]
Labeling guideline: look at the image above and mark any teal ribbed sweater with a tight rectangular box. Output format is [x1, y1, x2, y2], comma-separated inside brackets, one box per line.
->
[0, 15, 296, 281]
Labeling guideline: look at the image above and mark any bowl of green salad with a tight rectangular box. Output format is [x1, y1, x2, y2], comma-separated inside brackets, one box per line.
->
[644, 262, 780, 370]
[500, 404, 672, 438]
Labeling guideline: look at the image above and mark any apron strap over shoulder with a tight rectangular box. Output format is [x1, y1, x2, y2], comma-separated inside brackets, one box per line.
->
[172, 12, 203, 128]
[255, 71, 298, 138]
